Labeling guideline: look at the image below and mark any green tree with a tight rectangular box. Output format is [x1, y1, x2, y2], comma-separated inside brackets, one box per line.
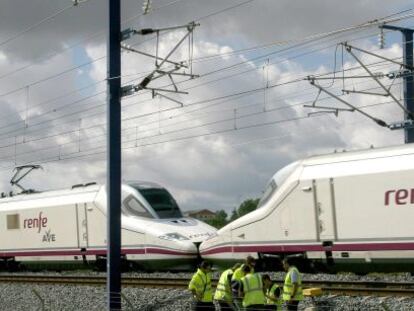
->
[238, 198, 260, 217]
[230, 208, 239, 221]
[230, 198, 260, 221]
[206, 209, 228, 229]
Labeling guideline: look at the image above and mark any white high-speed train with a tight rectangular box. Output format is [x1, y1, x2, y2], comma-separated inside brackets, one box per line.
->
[200, 144, 414, 273]
[0, 181, 216, 271]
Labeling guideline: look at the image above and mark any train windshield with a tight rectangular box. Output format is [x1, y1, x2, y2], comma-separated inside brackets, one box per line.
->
[257, 180, 277, 208]
[257, 161, 299, 208]
[123, 195, 154, 218]
[137, 188, 183, 219]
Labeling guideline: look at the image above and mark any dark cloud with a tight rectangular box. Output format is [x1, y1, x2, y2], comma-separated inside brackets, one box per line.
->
[0, 0, 408, 213]
[2, 0, 409, 60]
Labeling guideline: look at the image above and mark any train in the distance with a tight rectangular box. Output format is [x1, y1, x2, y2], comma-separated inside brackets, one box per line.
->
[0, 178, 216, 271]
[200, 144, 414, 273]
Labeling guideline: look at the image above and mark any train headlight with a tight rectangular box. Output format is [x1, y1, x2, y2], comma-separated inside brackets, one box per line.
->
[158, 232, 190, 241]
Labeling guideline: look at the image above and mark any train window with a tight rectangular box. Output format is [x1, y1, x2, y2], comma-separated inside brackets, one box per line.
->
[257, 161, 299, 209]
[123, 195, 153, 218]
[138, 188, 183, 219]
[7, 214, 20, 229]
[257, 180, 277, 208]
[274, 161, 299, 187]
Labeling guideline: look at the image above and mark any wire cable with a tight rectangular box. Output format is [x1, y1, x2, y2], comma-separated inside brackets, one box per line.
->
[0, 97, 398, 172]
[0, 79, 403, 164]
[0, 54, 401, 150]
[0, 0, 91, 48]
[0, 11, 408, 154]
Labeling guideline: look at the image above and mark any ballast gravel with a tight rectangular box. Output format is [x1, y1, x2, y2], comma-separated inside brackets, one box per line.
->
[1, 272, 414, 310]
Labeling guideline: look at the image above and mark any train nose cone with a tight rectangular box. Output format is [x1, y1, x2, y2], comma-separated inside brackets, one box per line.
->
[180, 240, 199, 255]
[199, 236, 216, 257]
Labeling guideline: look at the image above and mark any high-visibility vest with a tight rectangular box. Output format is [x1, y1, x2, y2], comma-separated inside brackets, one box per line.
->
[241, 273, 265, 307]
[214, 268, 233, 302]
[231, 264, 254, 282]
[282, 266, 303, 301]
[266, 283, 282, 311]
[188, 268, 213, 302]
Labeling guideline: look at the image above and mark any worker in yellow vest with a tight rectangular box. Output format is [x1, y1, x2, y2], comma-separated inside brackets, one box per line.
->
[282, 258, 303, 311]
[231, 256, 256, 310]
[188, 261, 214, 311]
[231, 255, 256, 281]
[262, 274, 282, 311]
[214, 263, 242, 310]
[239, 268, 266, 310]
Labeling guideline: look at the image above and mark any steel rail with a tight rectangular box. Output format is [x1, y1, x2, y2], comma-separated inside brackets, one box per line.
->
[1, 275, 414, 297]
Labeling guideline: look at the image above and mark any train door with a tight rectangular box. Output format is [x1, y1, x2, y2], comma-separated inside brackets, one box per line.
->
[85, 203, 106, 247]
[76, 203, 89, 249]
[313, 178, 338, 241]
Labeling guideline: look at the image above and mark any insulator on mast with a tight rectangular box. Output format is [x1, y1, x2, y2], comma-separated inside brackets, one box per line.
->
[378, 28, 385, 49]
[142, 0, 152, 15]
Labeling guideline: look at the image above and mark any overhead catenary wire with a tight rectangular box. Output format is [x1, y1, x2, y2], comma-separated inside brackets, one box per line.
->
[0, 61, 401, 149]
[0, 3, 409, 101]
[1, 13, 410, 132]
[0, 0, 256, 100]
[0, 6, 410, 168]
[0, 0, 92, 48]
[0, 0, 187, 82]
[0, 96, 398, 172]
[0, 51, 403, 154]
[1, 79, 401, 166]
[0, 78, 404, 165]
[0, 0, 267, 140]
[0, 27, 389, 137]
[0, 52, 404, 163]
[0, 44, 404, 163]
[0, 57, 399, 146]
[0, 4, 410, 104]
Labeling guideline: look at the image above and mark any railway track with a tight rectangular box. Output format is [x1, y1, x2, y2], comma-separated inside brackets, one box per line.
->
[1, 275, 414, 298]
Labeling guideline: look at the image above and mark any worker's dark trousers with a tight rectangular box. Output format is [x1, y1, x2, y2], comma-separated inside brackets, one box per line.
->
[246, 304, 265, 310]
[232, 298, 243, 311]
[286, 300, 299, 311]
[217, 301, 233, 310]
[193, 301, 215, 311]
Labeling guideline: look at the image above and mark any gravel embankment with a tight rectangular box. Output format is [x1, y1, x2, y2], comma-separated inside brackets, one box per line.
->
[1, 283, 414, 310]
[1, 271, 414, 310]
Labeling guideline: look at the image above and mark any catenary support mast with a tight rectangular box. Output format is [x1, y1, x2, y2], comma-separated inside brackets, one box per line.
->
[381, 25, 414, 143]
[107, 0, 122, 309]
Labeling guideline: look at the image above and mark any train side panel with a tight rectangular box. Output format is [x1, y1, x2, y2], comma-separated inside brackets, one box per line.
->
[274, 180, 317, 243]
[334, 169, 414, 241]
[86, 202, 106, 248]
[302, 153, 414, 241]
[300, 153, 414, 270]
[1, 204, 80, 260]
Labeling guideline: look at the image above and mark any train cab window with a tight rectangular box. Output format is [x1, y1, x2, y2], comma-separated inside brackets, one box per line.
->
[274, 161, 299, 187]
[257, 161, 299, 209]
[123, 195, 153, 218]
[258, 180, 277, 208]
[138, 188, 183, 219]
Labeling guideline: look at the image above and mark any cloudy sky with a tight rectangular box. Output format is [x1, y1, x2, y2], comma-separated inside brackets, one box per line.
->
[0, 0, 413, 214]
